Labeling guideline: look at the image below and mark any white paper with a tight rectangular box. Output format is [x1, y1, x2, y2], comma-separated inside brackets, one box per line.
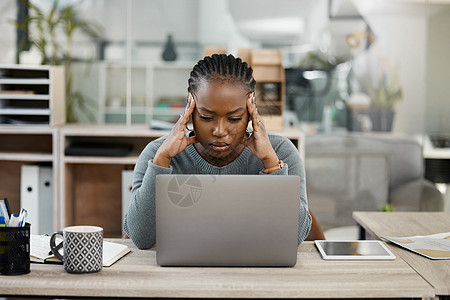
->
[382, 232, 450, 260]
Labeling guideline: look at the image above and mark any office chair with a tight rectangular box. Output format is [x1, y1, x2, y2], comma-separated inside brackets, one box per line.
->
[305, 133, 444, 240]
[306, 209, 325, 241]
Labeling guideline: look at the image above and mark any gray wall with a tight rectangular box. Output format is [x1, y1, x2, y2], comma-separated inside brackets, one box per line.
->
[426, 6, 450, 135]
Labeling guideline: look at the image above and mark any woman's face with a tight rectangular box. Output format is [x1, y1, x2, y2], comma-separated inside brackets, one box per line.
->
[192, 78, 250, 166]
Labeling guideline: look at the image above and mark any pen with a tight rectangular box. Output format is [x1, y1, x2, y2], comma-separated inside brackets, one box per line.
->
[8, 214, 20, 227]
[0, 200, 9, 226]
[3, 198, 11, 217]
[18, 208, 28, 227]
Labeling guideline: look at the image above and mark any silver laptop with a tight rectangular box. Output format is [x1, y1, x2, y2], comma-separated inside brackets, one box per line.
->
[155, 174, 300, 267]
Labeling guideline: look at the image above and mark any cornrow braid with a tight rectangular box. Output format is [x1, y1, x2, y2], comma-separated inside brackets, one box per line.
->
[188, 54, 256, 94]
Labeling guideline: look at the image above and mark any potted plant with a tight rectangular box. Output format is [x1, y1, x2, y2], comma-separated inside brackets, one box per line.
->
[12, 0, 102, 123]
[365, 65, 403, 131]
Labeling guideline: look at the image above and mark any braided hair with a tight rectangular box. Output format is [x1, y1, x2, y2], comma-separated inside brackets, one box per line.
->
[188, 54, 256, 94]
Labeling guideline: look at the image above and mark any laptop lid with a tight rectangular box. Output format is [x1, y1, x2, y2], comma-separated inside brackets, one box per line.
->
[155, 174, 300, 267]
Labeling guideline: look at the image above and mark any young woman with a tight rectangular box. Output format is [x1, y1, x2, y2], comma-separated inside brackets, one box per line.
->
[124, 54, 312, 249]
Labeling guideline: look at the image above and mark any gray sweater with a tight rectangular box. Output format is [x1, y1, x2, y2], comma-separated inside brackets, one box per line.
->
[124, 133, 311, 249]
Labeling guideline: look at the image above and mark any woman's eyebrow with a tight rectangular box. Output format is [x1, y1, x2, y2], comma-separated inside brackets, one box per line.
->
[198, 107, 216, 115]
[226, 108, 245, 115]
[198, 107, 245, 115]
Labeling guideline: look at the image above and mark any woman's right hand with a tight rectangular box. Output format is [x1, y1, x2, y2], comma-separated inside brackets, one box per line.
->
[153, 94, 197, 168]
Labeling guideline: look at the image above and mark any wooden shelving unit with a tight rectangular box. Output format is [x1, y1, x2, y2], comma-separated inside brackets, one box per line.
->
[0, 64, 65, 126]
[0, 126, 59, 218]
[0, 64, 64, 232]
[149, 62, 192, 127]
[97, 62, 192, 126]
[239, 49, 286, 131]
[59, 125, 170, 237]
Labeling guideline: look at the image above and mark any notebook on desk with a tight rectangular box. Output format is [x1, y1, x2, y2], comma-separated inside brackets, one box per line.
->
[155, 174, 301, 267]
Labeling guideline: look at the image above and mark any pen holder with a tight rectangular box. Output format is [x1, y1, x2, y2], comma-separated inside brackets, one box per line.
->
[0, 223, 30, 275]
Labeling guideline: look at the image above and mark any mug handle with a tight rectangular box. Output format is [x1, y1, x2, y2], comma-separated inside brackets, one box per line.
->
[49, 231, 64, 262]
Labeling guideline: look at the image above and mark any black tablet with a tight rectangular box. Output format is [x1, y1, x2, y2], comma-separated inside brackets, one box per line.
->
[315, 240, 396, 260]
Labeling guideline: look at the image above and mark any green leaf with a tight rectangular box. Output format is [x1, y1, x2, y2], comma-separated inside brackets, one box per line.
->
[377, 204, 396, 212]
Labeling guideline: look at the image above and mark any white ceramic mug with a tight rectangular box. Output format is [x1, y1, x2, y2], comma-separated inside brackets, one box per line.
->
[50, 226, 103, 273]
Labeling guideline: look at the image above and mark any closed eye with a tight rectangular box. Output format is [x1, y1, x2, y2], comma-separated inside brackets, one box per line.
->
[200, 115, 214, 121]
[229, 117, 242, 122]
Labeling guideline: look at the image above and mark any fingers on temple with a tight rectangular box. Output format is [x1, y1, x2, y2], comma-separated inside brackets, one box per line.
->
[248, 94, 264, 129]
[247, 95, 257, 118]
[185, 94, 196, 116]
[179, 94, 195, 124]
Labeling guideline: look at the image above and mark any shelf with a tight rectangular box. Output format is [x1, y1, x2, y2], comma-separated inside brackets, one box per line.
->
[60, 124, 170, 137]
[104, 106, 149, 114]
[0, 125, 55, 134]
[102, 62, 148, 69]
[0, 78, 50, 84]
[98, 62, 192, 125]
[153, 107, 185, 115]
[151, 61, 195, 69]
[0, 94, 50, 100]
[0, 120, 58, 219]
[0, 108, 50, 115]
[59, 125, 173, 237]
[63, 155, 139, 165]
[0, 64, 65, 126]
[0, 64, 51, 71]
[0, 152, 53, 162]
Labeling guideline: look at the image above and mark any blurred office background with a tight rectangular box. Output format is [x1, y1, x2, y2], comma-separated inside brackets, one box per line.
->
[1, 0, 449, 237]
[1, 0, 448, 134]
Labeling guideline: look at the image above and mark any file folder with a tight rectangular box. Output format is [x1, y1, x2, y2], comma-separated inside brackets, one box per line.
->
[121, 170, 133, 234]
[20, 165, 53, 235]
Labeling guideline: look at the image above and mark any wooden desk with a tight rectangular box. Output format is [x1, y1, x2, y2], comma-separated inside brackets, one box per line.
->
[0, 240, 433, 299]
[353, 211, 450, 297]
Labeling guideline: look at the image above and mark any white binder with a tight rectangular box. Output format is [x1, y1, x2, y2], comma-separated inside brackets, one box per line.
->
[20, 165, 53, 235]
[121, 170, 133, 234]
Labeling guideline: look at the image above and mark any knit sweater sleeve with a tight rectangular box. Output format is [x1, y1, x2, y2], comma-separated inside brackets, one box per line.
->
[266, 134, 312, 246]
[123, 136, 171, 249]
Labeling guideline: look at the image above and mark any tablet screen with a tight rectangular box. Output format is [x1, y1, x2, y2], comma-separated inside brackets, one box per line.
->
[315, 240, 396, 260]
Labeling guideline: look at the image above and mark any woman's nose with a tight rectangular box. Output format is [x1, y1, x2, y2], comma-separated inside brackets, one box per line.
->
[212, 119, 227, 137]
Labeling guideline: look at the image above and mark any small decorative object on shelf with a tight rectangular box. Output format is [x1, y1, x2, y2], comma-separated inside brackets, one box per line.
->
[162, 34, 177, 62]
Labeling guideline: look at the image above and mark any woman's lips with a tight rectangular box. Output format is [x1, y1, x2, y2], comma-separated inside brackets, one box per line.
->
[210, 143, 230, 152]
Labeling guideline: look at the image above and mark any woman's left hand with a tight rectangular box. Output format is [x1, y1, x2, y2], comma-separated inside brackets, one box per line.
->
[242, 93, 280, 169]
